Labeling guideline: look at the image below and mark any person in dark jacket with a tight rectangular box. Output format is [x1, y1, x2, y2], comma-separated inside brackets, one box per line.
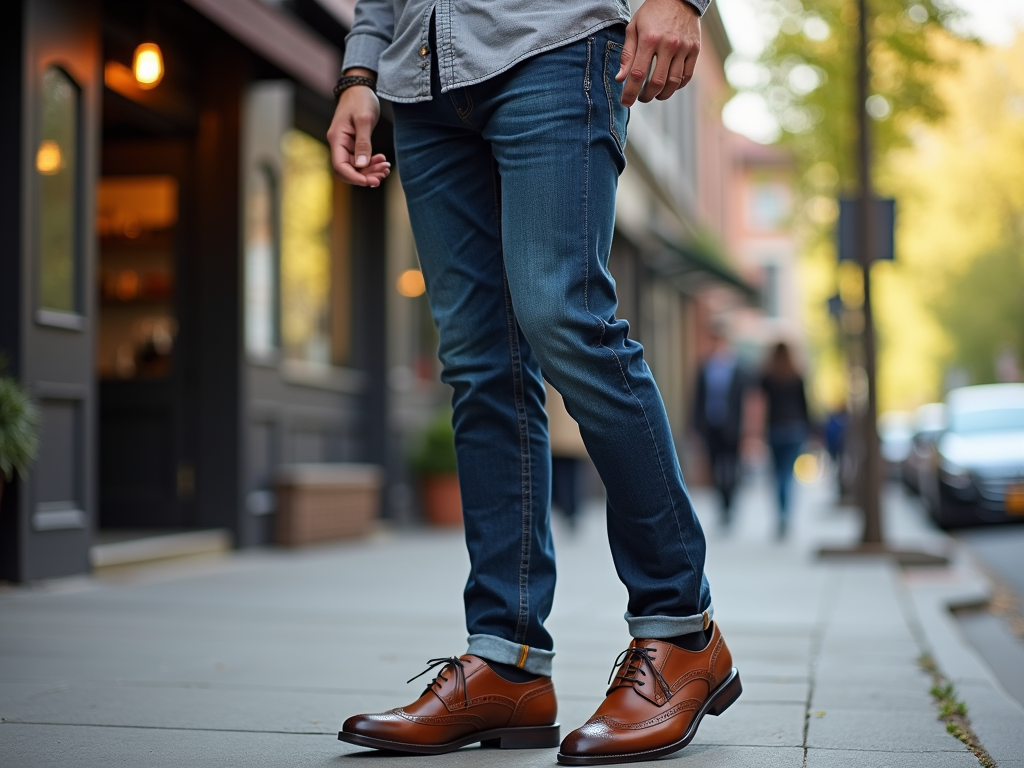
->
[693, 330, 746, 527]
[760, 342, 810, 538]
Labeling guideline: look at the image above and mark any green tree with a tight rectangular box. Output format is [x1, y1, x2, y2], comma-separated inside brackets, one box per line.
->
[755, 0, 967, 193]
[936, 244, 1024, 384]
[737, 1, 974, 409]
[882, 36, 1024, 391]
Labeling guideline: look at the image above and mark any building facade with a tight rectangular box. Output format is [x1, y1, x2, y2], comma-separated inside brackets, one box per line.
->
[0, 0, 392, 581]
[1, 0, 754, 582]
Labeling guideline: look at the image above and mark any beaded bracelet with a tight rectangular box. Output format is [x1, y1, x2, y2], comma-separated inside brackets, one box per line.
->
[334, 75, 377, 101]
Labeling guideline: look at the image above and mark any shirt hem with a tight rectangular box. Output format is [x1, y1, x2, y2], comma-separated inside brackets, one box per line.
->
[377, 15, 628, 104]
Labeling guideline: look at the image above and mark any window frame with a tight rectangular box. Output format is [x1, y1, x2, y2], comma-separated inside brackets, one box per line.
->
[34, 64, 85, 331]
[244, 160, 283, 365]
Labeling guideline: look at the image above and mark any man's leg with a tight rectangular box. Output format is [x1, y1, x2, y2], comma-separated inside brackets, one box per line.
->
[484, 28, 710, 639]
[338, 56, 562, 756]
[476, 26, 740, 765]
[393, 98, 557, 675]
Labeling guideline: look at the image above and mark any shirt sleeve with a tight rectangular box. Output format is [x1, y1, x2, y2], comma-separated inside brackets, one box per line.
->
[680, 0, 711, 16]
[342, 0, 396, 74]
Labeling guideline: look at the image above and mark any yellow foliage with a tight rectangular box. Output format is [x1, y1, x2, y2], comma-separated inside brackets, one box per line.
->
[875, 33, 1024, 407]
[800, 33, 1024, 411]
[281, 130, 333, 362]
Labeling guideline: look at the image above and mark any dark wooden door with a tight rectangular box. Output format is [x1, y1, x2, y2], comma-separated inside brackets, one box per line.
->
[97, 141, 195, 530]
[5, 0, 102, 580]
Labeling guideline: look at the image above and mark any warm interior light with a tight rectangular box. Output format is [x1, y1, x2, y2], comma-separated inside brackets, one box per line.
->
[396, 269, 426, 298]
[115, 270, 140, 301]
[36, 140, 62, 175]
[133, 43, 164, 88]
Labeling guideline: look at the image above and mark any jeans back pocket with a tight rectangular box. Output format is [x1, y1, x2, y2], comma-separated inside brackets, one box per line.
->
[603, 40, 628, 153]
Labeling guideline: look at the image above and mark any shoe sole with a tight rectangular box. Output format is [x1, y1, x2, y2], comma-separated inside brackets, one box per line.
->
[556, 667, 743, 766]
[338, 723, 561, 754]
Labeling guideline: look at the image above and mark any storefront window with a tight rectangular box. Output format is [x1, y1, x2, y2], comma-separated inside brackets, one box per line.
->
[281, 130, 332, 365]
[96, 176, 179, 380]
[245, 164, 278, 358]
[37, 67, 80, 314]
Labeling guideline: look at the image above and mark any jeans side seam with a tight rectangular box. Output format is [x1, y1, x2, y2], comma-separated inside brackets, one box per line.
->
[604, 41, 625, 153]
[582, 37, 595, 333]
[583, 37, 700, 611]
[597, 336, 702, 610]
[493, 157, 532, 645]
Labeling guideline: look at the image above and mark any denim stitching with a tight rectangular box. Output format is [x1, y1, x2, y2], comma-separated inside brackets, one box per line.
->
[604, 41, 626, 153]
[598, 330, 699, 609]
[584, 35, 699, 611]
[582, 37, 594, 331]
[420, 6, 433, 96]
[583, 36, 593, 93]
[491, 157, 532, 645]
[451, 89, 475, 126]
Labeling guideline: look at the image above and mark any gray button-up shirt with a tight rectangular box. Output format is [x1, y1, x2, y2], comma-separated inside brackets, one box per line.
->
[343, 0, 711, 103]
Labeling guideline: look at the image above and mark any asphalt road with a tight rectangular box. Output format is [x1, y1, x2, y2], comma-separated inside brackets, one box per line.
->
[954, 523, 1024, 709]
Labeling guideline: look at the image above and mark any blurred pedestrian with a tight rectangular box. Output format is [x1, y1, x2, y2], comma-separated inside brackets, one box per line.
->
[330, 0, 741, 763]
[760, 342, 810, 538]
[824, 406, 848, 496]
[693, 328, 746, 527]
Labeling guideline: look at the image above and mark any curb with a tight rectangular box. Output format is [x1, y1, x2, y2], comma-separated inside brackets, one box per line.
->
[903, 547, 1024, 766]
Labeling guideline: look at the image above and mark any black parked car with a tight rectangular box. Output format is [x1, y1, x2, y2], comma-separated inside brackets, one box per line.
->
[903, 402, 947, 495]
[922, 384, 1024, 528]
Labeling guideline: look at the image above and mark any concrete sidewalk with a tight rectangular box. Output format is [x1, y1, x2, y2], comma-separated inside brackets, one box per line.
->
[2, 471, 1022, 767]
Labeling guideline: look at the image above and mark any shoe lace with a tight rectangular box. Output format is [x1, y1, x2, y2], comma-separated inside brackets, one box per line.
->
[606, 645, 672, 699]
[407, 656, 470, 706]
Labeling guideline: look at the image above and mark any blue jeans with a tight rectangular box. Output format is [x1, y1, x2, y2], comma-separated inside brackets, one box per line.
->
[768, 424, 806, 519]
[393, 26, 712, 677]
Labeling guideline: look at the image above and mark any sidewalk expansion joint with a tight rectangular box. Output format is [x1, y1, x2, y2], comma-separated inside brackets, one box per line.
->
[0, 720, 334, 736]
[919, 653, 998, 768]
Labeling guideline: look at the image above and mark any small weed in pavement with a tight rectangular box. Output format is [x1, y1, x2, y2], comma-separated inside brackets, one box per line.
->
[919, 654, 997, 768]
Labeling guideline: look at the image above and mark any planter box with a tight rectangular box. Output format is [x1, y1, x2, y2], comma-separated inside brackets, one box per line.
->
[421, 473, 462, 526]
[275, 463, 383, 546]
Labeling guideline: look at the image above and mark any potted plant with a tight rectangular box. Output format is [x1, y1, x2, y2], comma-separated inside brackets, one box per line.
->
[0, 358, 40, 508]
[410, 408, 461, 526]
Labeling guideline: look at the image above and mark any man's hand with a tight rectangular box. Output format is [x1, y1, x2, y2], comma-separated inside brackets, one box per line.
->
[327, 68, 391, 188]
[616, 0, 701, 107]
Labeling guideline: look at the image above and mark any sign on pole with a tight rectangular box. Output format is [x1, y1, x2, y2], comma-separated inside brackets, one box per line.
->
[837, 198, 896, 262]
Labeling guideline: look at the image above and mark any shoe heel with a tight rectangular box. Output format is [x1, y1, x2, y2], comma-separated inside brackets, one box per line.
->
[707, 669, 742, 716]
[481, 724, 561, 749]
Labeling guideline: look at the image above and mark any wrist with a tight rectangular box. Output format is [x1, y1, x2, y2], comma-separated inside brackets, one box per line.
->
[677, 0, 703, 16]
[335, 71, 377, 101]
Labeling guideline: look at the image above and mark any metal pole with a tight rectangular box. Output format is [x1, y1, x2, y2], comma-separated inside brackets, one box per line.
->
[857, 0, 883, 544]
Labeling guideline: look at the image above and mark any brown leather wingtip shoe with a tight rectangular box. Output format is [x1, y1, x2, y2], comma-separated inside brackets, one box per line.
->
[338, 654, 560, 754]
[557, 623, 741, 765]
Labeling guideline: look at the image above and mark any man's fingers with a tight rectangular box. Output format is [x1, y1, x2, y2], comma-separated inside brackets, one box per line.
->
[337, 162, 370, 186]
[657, 53, 688, 101]
[616, 22, 639, 82]
[681, 48, 698, 87]
[352, 115, 374, 169]
[621, 33, 656, 107]
[639, 51, 673, 103]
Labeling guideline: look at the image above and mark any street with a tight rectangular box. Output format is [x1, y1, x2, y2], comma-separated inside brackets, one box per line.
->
[955, 525, 1024, 710]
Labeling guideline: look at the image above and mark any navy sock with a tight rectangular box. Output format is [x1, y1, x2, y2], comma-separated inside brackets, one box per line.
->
[665, 628, 712, 652]
[485, 659, 542, 683]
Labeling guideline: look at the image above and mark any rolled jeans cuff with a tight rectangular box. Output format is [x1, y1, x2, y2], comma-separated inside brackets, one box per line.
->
[466, 634, 554, 677]
[625, 606, 714, 639]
